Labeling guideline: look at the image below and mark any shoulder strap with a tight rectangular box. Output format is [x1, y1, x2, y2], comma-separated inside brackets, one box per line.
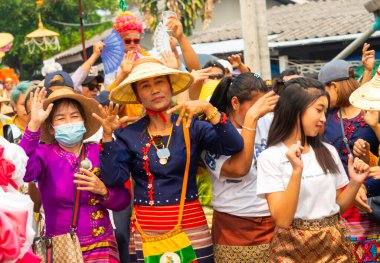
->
[70, 144, 86, 231]
[133, 120, 191, 235]
[178, 120, 191, 225]
[338, 110, 353, 156]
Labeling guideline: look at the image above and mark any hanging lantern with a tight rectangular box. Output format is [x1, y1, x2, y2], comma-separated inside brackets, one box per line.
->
[24, 13, 60, 54]
[0, 33, 14, 64]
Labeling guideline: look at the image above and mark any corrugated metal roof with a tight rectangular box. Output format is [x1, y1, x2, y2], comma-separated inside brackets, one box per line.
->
[188, 0, 373, 44]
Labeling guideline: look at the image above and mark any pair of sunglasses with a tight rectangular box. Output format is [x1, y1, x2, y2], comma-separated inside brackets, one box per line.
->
[124, 38, 141, 45]
[208, 74, 224, 80]
[84, 83, 101, 91]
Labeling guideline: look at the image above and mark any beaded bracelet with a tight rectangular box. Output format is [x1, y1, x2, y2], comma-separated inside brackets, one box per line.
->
[205, 107, 219, 121]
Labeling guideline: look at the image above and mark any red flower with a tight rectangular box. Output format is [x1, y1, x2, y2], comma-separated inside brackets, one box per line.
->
[0, 146, 17, 189]
[98, 142, 104, 152]
[220, 112, 227, 125]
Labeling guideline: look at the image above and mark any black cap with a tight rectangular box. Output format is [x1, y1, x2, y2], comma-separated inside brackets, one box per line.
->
[83, 74, 104, 85]
[95, 90, 110, 106]
[44, 71, 74, 89]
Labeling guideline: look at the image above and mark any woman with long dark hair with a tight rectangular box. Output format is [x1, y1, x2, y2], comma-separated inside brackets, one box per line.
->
[203, 72, 278, 262]
[257, 78, 369, 262]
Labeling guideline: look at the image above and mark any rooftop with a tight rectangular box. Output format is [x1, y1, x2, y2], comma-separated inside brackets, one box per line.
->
[188, 0, 374, 44]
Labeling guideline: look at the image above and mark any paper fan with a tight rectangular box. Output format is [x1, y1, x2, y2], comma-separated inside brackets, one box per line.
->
[101, 30, 125, 74]
[153, 22, 171, 57]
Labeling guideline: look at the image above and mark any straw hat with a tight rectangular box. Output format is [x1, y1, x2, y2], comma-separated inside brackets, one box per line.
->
[0, 33, 13, 50]
[110, 57, 194, 104]
[350, 65, 380, 110]
[41, 89, 102, 144]
[0, 96, 10, 103]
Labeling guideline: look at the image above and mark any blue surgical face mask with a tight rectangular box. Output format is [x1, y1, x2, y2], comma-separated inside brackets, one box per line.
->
[53, 121, 86, 147]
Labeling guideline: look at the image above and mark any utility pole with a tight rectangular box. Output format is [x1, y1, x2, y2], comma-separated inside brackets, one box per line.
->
[239, 0, 271, 79]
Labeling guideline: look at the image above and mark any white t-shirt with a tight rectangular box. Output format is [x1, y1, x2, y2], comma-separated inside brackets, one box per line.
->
[202, 114, 273, 217]
[257, 142, 349, 220]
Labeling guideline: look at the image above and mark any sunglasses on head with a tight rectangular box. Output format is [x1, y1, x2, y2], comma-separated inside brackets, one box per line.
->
[124, 38, 141, 45]
[208, 74, 224, 80]
[84, 83, 101, 91]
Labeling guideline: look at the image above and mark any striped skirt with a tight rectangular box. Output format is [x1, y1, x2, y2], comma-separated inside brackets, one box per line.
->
[129, 200, 214, 263]
[343, 205, 380, 262]
[80, 234, 120, 263]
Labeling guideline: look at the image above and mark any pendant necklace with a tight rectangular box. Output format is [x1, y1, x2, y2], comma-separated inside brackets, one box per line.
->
[147, 125, 173, 165]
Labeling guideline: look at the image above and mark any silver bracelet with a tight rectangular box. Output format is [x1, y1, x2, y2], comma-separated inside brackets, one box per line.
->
[242, 125, 256, 132]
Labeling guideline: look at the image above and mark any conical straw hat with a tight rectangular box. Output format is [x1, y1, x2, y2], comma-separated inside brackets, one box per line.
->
[110, 57, 194, 104]
[350, 65, 380, 110]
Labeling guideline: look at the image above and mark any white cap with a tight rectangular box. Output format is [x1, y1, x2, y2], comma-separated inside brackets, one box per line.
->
[217, 59, 233, 74]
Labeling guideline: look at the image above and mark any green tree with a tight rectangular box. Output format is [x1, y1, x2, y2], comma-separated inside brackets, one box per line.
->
[140, 0, 214, 36]
[0, 0, 118, 80]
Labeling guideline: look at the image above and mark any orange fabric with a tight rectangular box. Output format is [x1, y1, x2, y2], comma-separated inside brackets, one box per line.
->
[369, 150, 379, 167]
[0, 68, 18, 83]
[212, 210, 275, 246]
[119, 104, 143, 118]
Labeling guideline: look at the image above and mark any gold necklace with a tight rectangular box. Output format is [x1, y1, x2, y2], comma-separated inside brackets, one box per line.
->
[147, 125, 173, 165]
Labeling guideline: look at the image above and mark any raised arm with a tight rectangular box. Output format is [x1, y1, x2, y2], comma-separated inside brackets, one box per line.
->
[261, 143, 304, 228]
[361, 43, 375, 85]
[19, 88, 53, 182]
[336, 155, 369, 213]
[188, 67, 212, 100]
[93, 102, 132, 187]
[228, 53, 250, 74]
[106, 51, 135, 92]
[167, 16, 201, 72]
[221, 91, 278, 177]
[72, 42, 105, 93]
[167, 100, 244, 155]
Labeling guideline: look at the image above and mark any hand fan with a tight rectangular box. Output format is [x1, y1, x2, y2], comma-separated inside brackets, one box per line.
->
[153, 22, 171, 57]
[101, 30, 125, 74]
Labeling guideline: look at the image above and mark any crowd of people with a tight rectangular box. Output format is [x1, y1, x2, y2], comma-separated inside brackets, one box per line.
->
[2, 10, 380, 263]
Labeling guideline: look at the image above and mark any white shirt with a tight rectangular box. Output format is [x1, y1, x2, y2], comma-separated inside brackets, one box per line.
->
[257, 142, 349, 220]
[202, 114, 273, 217]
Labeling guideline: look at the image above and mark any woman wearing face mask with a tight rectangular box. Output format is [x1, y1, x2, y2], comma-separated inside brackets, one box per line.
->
[203, 72, 278, 262]
[19, 88, 131, 262]
[256, 79, 369, 262]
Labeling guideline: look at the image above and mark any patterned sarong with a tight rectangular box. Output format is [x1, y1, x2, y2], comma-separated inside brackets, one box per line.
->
[81, 235, 120, 263]
[270, 214, 354, 263]
[343, 206, 380, 262]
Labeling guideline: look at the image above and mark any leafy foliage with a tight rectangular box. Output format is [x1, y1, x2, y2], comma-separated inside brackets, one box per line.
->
[0, 0, 118, 80]
[140, 0, 206, 36]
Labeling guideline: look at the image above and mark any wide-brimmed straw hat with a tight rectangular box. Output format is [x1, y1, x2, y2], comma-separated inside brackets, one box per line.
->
[110, 57, 194, 104]
[41, 89, 102, 144]
[350, 65, 380, 111]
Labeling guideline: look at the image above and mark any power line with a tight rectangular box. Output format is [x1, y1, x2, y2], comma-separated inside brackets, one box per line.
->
[49, 19, 113, 27]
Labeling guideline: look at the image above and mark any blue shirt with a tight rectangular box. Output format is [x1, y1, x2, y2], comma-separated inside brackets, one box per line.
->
[100, 114, 244, 206]
[324, 108, 380, 196]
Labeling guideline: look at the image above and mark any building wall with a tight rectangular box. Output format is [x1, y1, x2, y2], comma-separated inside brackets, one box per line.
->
[191, 0, 281, 34]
